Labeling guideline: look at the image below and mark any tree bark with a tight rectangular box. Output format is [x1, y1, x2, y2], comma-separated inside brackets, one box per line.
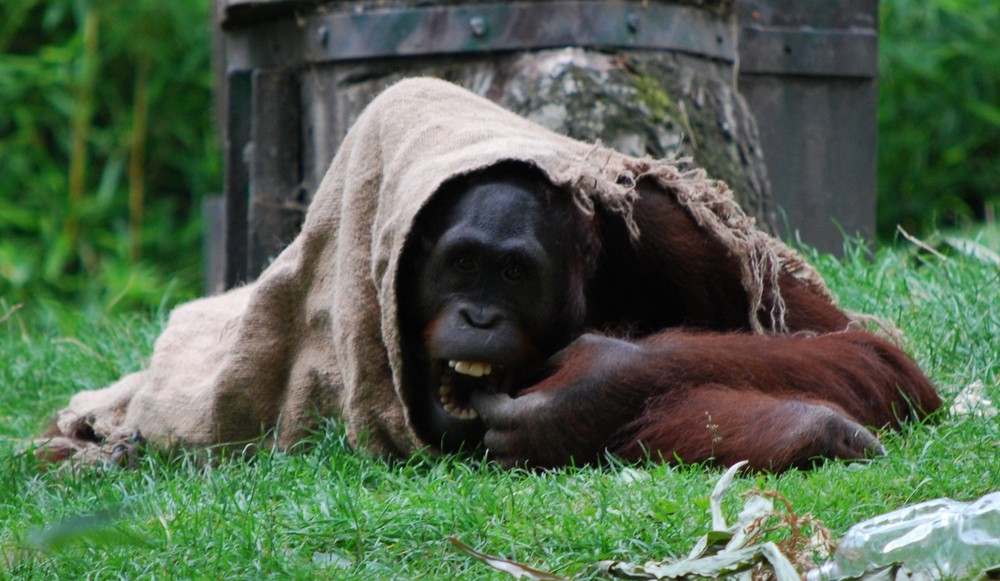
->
[301, 48, 774, 232]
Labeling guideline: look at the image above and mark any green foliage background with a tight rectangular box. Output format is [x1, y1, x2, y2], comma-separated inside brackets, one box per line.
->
[0, 0, 218, 313]
[879, 0, 1000, 235]
[0, 0, 998, 312]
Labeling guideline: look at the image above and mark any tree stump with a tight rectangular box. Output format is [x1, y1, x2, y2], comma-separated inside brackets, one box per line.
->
[216, 0, 776, 285]
[303, 48, 773, 227]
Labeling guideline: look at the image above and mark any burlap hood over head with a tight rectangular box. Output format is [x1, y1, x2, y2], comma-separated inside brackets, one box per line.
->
[40, 78, 830, 464]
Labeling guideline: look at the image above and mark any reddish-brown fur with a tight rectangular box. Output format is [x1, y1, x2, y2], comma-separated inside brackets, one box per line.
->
[513, 329, 940, 470]
[402, 167, 942, 472]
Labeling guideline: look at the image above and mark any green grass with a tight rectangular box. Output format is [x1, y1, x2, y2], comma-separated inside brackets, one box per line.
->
[1, 242, 998, 579]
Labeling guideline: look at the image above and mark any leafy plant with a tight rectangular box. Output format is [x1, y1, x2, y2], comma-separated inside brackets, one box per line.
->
[0, 0, 218, 312]
[879, 0, 1000, 237]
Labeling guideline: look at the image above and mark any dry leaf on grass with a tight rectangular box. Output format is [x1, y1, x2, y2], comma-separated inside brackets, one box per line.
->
[453, 461, 835, 580]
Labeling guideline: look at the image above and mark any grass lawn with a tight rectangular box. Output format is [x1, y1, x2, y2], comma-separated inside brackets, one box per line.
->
[1, 241, 998, 579]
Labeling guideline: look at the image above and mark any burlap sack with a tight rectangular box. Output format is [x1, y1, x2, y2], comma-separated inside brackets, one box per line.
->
[35, 78, 833, 465]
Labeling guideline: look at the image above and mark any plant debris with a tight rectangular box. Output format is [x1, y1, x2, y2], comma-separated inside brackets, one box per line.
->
[449, 537, 571, 580]
[453, 461, 837, 580]
[599, 461, 833, 580]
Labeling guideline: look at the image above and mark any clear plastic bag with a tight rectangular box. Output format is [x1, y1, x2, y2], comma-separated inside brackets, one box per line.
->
[806, 491, 1000, 580]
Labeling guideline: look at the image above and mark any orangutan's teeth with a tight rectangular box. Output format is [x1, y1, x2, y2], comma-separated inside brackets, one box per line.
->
[440, 400, 478, 420]
[449, 360, 492, 377]
[439, 361, 490, 419]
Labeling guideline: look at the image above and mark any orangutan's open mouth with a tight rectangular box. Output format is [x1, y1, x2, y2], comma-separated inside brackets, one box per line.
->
[433, 359, 505, 420]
